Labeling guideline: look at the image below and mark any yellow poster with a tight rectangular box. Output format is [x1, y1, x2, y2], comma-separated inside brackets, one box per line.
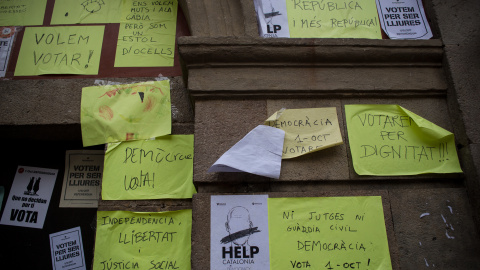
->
[81, 80, 171, 147]
[345, 104, 463, 175]
[0, 0, 47, 26]
[51, 0, 122, 25]
[14, 26, 105, 76]
[115, 0, 178, 67]
[93, 210, 192, 270]
[268, 196, 392, 270]
[286, 0, 382, 39]
[101, 135, 196, 200]
[265, 108, 343, 159]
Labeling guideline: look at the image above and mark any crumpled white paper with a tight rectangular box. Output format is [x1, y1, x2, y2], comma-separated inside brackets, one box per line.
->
[208, 125, 285, 179]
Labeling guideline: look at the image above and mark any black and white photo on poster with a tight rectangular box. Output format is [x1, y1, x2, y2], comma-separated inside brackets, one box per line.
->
[254, 0, 290, 37]
[49, 226, 86, 270]
[59, 150, 104, 208]
[376, 0, 432, 39]
[211, 195, 270, 270]
[0, 166, 57, 229]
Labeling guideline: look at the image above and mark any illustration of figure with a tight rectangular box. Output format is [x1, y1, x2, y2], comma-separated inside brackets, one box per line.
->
[82, 0, 105, 13]
[220, 206, 260, 246]
[25, 177, 34, 195]
[32, 177, 41, 196]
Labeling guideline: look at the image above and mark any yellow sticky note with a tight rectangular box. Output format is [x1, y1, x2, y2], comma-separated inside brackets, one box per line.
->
[286, 0, 382, 39]
[93, 210, 192, 270]
[102, 135, 196, 200]
[345, 104, 463, 175]
[51, 0, 122, 25]
[0, 0, 47, 26]
[114, 0, 178, 67]
[14, 26, 105, 76]
[265, 108, 343, 159]
[268, 196, 392, 270]
[81, 80, 172, 147]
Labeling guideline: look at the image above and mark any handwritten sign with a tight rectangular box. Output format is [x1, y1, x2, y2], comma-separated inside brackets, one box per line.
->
[0, 27, 15, 77]
[59, 150, 104, 208]
[102, 135, 195, 200]
[114, 0, 178, 67]
[93, 210, 192, 270]
[268, 196, 392, 270]
[81, 80, 171, 147]
[14, 26, 105, 76]
[0, 166, 57, 229]
[49, 227, 86, 270]
[51, 0, 122, 24]
[0, 0, 47, 26]
[211, 195, 270, 270]
[345, 104, 463, 175]
[265, 108, 343, 159]
[376, 0, 432, 39]
[286, 0, 382, 38]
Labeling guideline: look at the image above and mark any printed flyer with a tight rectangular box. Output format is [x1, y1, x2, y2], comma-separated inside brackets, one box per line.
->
[0, 166, 58, 229]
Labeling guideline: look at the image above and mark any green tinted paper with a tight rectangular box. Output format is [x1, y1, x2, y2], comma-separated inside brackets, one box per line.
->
[286, 0, 382, 39]
[93, 210, 192, 270]
[14, 26, 105, 76]
[51, 0, 122, 25]
[102, 135, 195, 200]
[345, 104, 463, 175]
[268, 196, 392, 270]
[265, 108, 343, 159]
[114, 0, 177, 67]
[0, 0, 47, 26]
[81, 80, 171, 147]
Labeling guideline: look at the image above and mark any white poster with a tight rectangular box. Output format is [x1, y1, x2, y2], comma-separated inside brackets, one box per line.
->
[376, 0, 432, 39]
[0, 27, 15, 77]
[254, 0, 290, 38]
[211, 195, 270, 270]
[0, 166, 58, 229]
[59, 150, 104, 208]
[49, 226, 86, 270]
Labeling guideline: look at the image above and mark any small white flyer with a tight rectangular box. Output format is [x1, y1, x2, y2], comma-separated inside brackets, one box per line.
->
[254, 0, 290, 38]
[211, 195, 270, 270]
[49, 226, 86, 270]
[59, 150, 104, 208]
[376, 0, 433, 39]
[0, 166, 58, 229]
[0, 27, 15, 77]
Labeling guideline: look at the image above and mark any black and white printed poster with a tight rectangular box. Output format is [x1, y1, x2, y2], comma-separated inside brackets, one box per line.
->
[49, 226, 86, 270]
[59, 150, 104, 208]
[0, 166, 58, 229]
[211, 195, 270, 270]
[376, 0, 432, 39]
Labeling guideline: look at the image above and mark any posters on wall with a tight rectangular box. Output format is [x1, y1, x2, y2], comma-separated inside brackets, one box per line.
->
[265, 108, 343, 159]
[114, 0, 178, 67]
[49, 226, 86, 270]
[51, 0, 122, 25]
[345, 104, 462, 175]
[208, 125, 285, 179]
[376, 0, 432, 39]
[14, 26, 105, 76]
[268, 196, 392, 270]
[80, 80, 171, 147]
[101, 135, 196, 200]
[211, 195, 270, 270]
[0, 0, 47, 26]
[59, 150, 104, 208]
[93, 210, 192, 270]
[0, 166, 58, 229]
[0, 26, 15, 77]
[254, 0, 382, 39]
